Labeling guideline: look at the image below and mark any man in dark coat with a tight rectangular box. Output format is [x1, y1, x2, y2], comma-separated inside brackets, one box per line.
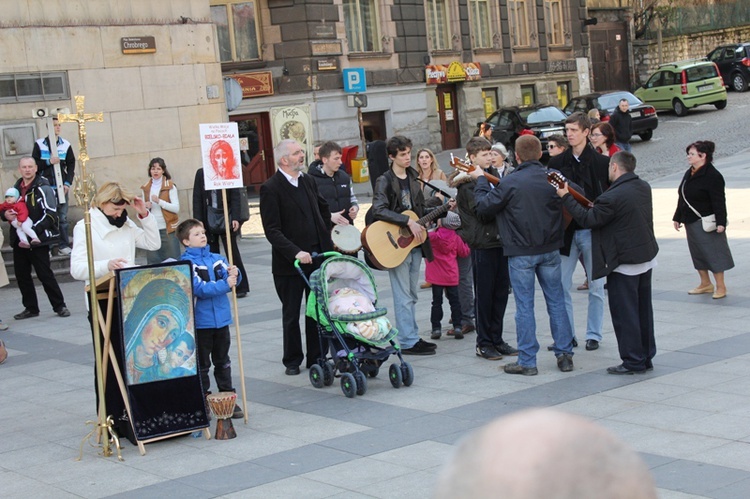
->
[260, 139, 333, 375]
[557, 151, 658, 374]
[307, 141, 359, 225]
[609, 98, 633, 152]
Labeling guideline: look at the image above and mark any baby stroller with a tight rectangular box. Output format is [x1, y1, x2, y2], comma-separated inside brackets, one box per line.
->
[296, 252, 414, 398]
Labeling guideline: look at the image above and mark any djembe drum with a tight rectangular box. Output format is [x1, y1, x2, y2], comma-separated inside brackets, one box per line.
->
[206, 392, 237, 440]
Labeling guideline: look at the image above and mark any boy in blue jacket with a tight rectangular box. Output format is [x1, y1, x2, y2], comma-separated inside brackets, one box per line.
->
[177, 219, 243, 419]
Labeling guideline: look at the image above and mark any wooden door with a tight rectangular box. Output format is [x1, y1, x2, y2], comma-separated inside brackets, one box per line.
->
[436, 85, 461, 150]
[232, 113, 274, 192]
[589, 23, 630, 91]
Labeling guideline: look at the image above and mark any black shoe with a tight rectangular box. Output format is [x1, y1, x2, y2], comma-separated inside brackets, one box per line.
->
[496, 343, 518, 356]
[606, 364, 646, 375]
[557, 354, 574, 372]
[418, 338, 437, 350]
[503, 362, 538, 376]
[547, 338, 578, 351]
[476, 345, 503, 360]
[430, 329, 442, 340]
[402, 339, 437, 355]
[572, 338, 578, 348]
[236, 292, 248, 298]
[14, 309, 39, 320]
[285, 366, 301, 375]
[585, 339, 599, 351]
[55, 307, 71, 318]
[645, 360, 654, 371]
[231, 404, 244, 419]
[452, 328, 464, 340]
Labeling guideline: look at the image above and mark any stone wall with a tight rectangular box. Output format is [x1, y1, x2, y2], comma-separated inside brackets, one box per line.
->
[633, 25, 750, 85]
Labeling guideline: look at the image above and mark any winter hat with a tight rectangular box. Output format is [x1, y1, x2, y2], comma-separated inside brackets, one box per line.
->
[4, 187, 20, 199]
[442, 211, 462, 231]
[491, 143, 508, 159]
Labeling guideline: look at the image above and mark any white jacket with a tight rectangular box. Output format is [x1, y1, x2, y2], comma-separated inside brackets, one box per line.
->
[70, 208, 161, 284]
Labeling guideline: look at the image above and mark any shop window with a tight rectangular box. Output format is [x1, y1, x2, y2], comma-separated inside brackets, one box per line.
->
[482, 88, 498, 118]
[521, 85, 536, 106]
[556, 81, 570, 108]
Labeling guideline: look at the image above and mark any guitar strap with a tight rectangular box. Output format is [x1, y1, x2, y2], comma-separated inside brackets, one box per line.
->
[413, 176, 454, 199]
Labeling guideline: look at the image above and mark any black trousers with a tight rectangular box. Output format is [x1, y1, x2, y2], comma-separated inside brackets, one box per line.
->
[273, 272, 322, 369]
[606, 270, 657, 371]
[210, 230, 249, 294]
[472, 247, 510, 348]
[430, 285, 462, 331]
[14, 245, 66, 313]
[196, 326, 234, 394]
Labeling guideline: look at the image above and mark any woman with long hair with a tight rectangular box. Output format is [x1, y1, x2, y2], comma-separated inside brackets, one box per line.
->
[673, 140, 734, 299]
[416, 148, 447, 194]
[141, 157, 181, 264]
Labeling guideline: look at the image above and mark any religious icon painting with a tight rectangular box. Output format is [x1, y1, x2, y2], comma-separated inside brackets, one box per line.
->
[118, 263, 197, 386]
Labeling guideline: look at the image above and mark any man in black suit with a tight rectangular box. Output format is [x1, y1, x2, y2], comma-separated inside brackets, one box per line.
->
[557, 151, 658, 374]
[260, 139, 333, 375]
[192, 170, 249, 297]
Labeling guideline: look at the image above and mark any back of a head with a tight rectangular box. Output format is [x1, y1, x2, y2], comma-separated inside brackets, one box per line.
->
[435, 409, 657, 499]
[514, 135, 542, 163]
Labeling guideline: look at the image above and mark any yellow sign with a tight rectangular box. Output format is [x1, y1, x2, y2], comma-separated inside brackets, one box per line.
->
[446, 62, 467, 83]
[444, 93, 452, 110]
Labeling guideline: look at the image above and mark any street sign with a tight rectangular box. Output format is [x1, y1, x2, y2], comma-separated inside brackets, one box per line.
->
[343, 68, 367, 93]
[347, 94, 368, 108]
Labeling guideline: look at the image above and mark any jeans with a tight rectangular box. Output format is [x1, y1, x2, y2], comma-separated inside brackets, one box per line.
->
[457, 253, 475, 326]
[430, 285, 462, 331]
[57, 190, 70, 248]
[508, 251, 573, 368]
[388, 247, 422, 348]
[560, 229, 605, 342]
[147, 229, 182, 265]
[615, 141, 632, 153]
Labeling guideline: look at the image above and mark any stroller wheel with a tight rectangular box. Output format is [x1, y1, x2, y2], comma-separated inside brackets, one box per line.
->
[322, 361, 335, 386]
[309, 364, 325, 389]
[353, 371, 368, 396]
[401, 362, 414, 387]
[341, 372, 357, 398]
[389, 363, 403, 389]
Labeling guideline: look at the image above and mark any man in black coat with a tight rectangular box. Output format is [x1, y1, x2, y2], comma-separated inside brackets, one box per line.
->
[609, 98, 633, 152]
[557, 151, 658, 374]
[259, 139, 333, 375]
[193, 170, 249, 297]
[547, 112, 610, 352]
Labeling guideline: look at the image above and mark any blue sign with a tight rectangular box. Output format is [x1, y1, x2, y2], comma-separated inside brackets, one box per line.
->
[343, 68, 367, 93]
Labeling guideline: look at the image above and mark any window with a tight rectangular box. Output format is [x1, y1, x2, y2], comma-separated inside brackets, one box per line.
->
[544, 1, 566, 46]
[508, 0, 531, 47]
[482, 88, 498, 118]
[520, 85, 536, 105]
[469, 0, 491, 49]
[425, 0, 450, 51]
[343, 0, 381, 52]
[0, 72, 69, 103]
[1, 123, 36, 161]
[210, 1, 260, 63]
[556, 82, 570, 108]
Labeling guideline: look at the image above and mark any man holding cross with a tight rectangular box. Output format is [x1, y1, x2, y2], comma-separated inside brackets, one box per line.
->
[32, 117, 75, 256]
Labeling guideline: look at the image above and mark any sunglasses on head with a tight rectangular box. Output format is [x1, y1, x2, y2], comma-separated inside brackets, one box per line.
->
[110, 199, 129, 206]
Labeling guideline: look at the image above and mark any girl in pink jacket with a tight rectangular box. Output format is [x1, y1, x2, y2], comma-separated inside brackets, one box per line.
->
[426, 209, 470, 340]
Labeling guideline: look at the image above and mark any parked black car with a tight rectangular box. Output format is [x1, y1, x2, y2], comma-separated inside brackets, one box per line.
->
[708, 43, 750, 92]
[563, 91, 658, 141]
[478, 105, 567, 163]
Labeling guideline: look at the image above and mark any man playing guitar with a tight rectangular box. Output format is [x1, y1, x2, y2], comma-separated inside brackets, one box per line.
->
[370, 136, 437, 356]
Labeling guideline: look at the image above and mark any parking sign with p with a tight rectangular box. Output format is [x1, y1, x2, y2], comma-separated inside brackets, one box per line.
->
[343, 68, 367, 93]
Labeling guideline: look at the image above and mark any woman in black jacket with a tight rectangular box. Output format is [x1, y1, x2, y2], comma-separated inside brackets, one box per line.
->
[673, 141, 734, 299]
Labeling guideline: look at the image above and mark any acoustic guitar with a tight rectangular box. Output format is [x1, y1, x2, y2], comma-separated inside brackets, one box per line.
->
[361, 203, 451, 270]
[449, 155, 500, 185]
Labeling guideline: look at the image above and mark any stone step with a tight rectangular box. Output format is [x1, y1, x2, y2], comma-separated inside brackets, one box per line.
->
[2, 246, 76, 283]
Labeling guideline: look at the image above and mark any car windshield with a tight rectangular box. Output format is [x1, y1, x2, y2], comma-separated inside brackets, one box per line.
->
[519, 106, 566, 124]
[598, 92, 643, 111]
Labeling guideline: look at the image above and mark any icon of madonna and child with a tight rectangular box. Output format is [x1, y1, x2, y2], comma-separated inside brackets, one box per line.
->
[119, 265, 197, 386]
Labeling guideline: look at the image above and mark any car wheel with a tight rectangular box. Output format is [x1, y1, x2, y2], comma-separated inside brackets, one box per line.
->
[714, 100, 727, 110]
[638, 130, 653, 141]
[731, 73, 748, 92]
[672, 99, 688, 117]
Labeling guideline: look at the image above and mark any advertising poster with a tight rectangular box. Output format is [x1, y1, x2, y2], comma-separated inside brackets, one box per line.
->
[270, 105, 313, 159]
[199, 122, 243, 190]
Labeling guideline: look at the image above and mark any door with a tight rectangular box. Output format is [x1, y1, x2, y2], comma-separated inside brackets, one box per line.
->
[589, 23, 630, 91]
[231, 113, 274, 192]
[436, 85, 461, 150]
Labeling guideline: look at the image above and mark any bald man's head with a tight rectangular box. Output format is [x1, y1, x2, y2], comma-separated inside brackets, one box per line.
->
[435, 409, 656, 499]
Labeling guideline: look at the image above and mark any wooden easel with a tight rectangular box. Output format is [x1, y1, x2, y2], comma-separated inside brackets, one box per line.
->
[87, 272, 210, 456]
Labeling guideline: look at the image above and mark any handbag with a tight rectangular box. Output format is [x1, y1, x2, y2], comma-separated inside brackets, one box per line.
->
[206, 205, 225, 235]
[680, 181, 717, 232]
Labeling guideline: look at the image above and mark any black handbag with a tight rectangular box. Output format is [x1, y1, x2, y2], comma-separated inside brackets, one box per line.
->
[207, 205, 225, 235]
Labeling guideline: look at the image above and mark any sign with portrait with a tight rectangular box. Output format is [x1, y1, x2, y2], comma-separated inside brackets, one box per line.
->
[199, 122, 243, 190]
[270, 105, 313, 160]
[116, 262, 209, 441]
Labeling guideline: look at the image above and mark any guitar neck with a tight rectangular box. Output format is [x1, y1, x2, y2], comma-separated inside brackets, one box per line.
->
[416, 203, 451, 227]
